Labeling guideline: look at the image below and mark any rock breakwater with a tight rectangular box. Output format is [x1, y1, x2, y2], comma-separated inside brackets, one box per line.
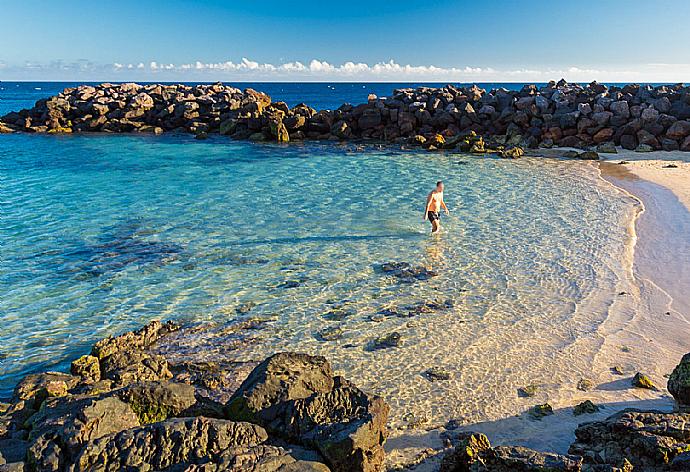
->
[3, 80, 690, 154]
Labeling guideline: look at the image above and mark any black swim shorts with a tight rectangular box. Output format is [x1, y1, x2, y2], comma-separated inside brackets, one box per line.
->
[427, 211, 440, 222]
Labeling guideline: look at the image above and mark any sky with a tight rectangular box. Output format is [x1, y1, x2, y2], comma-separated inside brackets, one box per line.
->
[1, 0, 690, 82]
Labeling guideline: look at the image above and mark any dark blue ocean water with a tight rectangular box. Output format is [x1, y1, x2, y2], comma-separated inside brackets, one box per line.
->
[0, 81, 533, 115]
[0, 81, 670, 117]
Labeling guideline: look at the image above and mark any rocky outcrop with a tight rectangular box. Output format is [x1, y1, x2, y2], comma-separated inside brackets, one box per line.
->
[668, 353, 690, 411]
[440, 432, 583, 471]
[5, 80, 690, 153]
[0, 324, 385, 472]
[569, 409, 690, 471]
[227, 352, 389, 472]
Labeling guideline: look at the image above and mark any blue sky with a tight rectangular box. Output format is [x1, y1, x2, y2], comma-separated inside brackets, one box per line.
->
[1, 0, 689, 81]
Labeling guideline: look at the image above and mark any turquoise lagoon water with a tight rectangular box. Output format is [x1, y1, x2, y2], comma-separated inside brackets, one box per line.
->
[0, 132, 637, 423]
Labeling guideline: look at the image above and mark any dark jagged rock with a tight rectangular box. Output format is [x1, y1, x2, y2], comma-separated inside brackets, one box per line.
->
[226, 353, 388, 472]
[569, 409, 690, 470]
[668, 352, 690, 411]
[91, 320, 180, 359]
[69, 356, 100, 383]
[573, 400, 599, 416]
[26, 395, 140, 470]
[226, 352, 334, 421]
[441, 431, 582, 471]
[4, 82, 690, 152]
[70, 417, 271, 472]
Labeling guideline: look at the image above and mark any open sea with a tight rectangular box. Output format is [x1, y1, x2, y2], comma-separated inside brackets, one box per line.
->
[0, 82, 638, 425]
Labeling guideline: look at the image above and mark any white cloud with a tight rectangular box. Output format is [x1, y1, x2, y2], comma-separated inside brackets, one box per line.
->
[0, 58, 688, 82]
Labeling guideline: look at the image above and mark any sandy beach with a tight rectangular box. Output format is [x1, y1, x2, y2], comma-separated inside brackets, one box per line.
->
[384, 150, 690, 470]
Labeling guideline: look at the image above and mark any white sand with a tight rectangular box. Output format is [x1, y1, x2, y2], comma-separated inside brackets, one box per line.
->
[601, 149, 690, 211]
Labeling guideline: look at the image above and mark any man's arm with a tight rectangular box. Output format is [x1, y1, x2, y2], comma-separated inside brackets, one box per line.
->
[423, 193, 432, 220]
[441, 198, 450, 214]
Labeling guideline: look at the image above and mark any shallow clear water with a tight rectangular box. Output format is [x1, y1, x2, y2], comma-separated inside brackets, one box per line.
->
[0, 133, 636, 419]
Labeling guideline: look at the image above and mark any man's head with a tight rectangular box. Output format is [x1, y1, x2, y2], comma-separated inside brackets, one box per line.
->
[436, 181, 444, 191]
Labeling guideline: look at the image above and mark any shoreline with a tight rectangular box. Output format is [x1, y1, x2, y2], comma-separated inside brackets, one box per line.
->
[385, 150, 690, 469]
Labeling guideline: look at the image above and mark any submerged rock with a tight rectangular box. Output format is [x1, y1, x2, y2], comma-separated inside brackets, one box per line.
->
[577, 378, 594, 392]
[369, 332, 403, 351]
[424, 367, 451, 381]
[517, 384, 539, 398]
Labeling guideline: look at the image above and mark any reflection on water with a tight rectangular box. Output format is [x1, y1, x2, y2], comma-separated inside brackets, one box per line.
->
[0, 135, 635, 428]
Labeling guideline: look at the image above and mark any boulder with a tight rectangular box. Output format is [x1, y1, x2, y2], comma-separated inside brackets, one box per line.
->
[226, 353, 334, 422]
[667, 120, 690, 140]
[26, 395, 140, 469]
[358, 109, 381, 130]
[668, 353, 690, 411]
[12, 373, 78, 409]
[115, 381, 197, 424]
[620, 134, 637, 150]
[592, 128, 614, 144]
[610, 100, 630, 118]
[227, 353, 388, 472]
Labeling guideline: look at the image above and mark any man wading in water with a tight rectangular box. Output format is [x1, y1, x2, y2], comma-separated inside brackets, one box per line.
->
[424, 181, 450, 234]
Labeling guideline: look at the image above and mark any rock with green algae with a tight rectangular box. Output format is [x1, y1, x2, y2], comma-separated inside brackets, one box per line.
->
[12, 372, 78, 409]
[517, 384, 539, 398]
[70, 355, 100, 383]
[570, 409, 690, 470]
[369, 332, 403, 350]
[528, 403, 553, 420]
[440, 431, 582, 471]
[577, 378, 594, 391]
[115, 381, 196, 424]
[632, 372, 656, 390]
[668, 352, 690, 411]
[573, 400, 600, 416]
[219, 117, 238, 135]
[577, 150, 600, 160]
[498, 146, 524, 159]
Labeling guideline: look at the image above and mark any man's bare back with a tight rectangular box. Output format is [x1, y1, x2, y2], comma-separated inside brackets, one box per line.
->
[424, 181, 449, 234]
